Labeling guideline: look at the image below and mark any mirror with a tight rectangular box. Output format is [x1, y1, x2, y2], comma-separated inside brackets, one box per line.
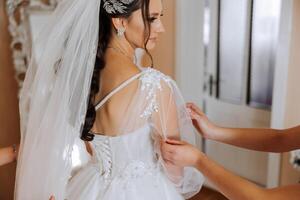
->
[6, 0, 59, 95]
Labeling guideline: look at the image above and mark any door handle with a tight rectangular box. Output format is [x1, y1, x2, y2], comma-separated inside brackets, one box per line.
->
[209, 74, 214, 96]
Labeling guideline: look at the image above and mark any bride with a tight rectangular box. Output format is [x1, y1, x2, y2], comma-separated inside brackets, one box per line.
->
[15, 0, 204, 199]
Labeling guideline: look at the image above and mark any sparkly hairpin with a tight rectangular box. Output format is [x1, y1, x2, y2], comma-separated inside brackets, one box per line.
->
[103, 0, 135, 14]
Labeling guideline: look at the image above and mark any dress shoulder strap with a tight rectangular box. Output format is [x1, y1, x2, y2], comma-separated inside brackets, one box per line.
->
[95, 72, 143, 111]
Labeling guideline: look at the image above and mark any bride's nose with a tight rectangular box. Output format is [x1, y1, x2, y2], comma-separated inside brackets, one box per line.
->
[156, 20, 166, 33]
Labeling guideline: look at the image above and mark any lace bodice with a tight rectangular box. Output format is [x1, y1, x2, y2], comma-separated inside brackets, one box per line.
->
[89, 124, 160, 188]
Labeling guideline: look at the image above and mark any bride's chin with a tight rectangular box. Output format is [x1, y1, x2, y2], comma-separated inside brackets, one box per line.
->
[146, 42, 156, 50]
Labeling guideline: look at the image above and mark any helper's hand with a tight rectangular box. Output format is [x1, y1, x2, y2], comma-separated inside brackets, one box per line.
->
[161, 139, 202, 168]
[186, 102, 218, 140]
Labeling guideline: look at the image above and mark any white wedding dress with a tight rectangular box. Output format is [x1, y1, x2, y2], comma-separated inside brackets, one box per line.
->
[65, 67, 204, 200]
[15, 1, 203, 199]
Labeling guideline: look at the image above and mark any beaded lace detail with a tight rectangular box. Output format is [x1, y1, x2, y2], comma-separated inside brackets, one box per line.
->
[92, 138, 113, 181]
[139, 68, 172, 118]
[116, 161, 158, 189]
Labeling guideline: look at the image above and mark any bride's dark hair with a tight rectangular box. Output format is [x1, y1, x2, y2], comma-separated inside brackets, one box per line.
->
[81, 0, 153, 141]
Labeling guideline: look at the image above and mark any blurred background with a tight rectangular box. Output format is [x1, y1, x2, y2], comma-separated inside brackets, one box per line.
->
[1, 0, 300, 199]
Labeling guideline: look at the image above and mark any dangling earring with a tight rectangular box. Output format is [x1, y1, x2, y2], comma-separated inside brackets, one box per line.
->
[117, 27, 125, 37]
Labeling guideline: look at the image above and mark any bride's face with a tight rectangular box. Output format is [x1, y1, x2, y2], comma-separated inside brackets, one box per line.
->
[124, 0, 165, 50]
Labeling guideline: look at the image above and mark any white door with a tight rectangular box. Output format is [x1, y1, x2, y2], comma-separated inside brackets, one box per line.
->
[203, 0, 282, 186]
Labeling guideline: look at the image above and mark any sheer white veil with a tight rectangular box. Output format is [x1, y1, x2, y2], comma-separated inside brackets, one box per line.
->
[15, 0, 101, 199]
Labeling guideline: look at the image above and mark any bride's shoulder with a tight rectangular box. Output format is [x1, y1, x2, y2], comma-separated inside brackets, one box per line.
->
[138, 67, 179, 119]
[139, 67, 175, 88]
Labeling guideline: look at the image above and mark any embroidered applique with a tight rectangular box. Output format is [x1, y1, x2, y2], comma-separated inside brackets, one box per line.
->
[116, 161, 158, 189]
[139, 68, 172, 118]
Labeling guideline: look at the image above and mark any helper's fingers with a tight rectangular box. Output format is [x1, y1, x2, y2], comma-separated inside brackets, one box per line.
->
[161, 146, 175, 163]
[186, 103, 205, 116]
[161, 148, 176, 164]
[161, 141, 176, 153]
[165, 139, 185, 145]
[189, 109, 197, 118]
[163, 156, 175, 165]
[161, 149, 173, 159]
[189, 110, 202, 122]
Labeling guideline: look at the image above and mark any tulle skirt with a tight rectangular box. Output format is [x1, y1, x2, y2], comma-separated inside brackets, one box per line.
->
[65, 162, 184, 200]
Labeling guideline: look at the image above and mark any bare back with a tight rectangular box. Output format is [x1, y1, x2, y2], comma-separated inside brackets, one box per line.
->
[91, 58, 142, 136]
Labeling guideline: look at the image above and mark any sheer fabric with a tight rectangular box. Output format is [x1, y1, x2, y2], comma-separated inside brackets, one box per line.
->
[66, 68, 204, 199]
[118, 67, 204, 198]
[15, 0, 100, 199]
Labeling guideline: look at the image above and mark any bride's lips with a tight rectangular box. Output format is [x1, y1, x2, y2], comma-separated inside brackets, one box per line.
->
[149, 37, 158, 41]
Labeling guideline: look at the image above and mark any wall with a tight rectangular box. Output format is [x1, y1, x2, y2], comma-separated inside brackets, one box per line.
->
[0, 0, 21, 199]
[144, 0, 175, 78]
[280, 0, 300, 186]
[175, 0, 204, 104]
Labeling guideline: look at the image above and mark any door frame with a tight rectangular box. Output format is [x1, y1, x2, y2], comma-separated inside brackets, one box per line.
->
[175, 0, 205, 150]
[268, 0, 294, 187]
[175, 0, 295, 188]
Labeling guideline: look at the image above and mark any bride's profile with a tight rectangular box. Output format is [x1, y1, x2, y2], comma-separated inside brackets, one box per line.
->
[15, 0, 204, 199]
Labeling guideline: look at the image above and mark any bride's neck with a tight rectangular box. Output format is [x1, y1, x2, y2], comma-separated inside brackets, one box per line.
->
[107, 35, 136, 60]
[104, 51, 138, 74]
[102, 36, 139, 76]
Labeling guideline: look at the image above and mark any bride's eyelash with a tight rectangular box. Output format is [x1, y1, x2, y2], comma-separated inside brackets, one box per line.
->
[148, 14, 164, 22]
[148, 17, 157, 22]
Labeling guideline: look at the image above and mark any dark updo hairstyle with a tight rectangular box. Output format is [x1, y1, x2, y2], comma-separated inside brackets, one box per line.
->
[81, 0, 153, 141]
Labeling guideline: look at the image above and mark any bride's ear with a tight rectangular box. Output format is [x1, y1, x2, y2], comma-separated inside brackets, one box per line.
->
[111, 17, 127, 33]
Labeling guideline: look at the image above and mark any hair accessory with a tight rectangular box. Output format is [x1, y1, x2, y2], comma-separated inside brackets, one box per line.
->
[103, 0, 135, 14]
